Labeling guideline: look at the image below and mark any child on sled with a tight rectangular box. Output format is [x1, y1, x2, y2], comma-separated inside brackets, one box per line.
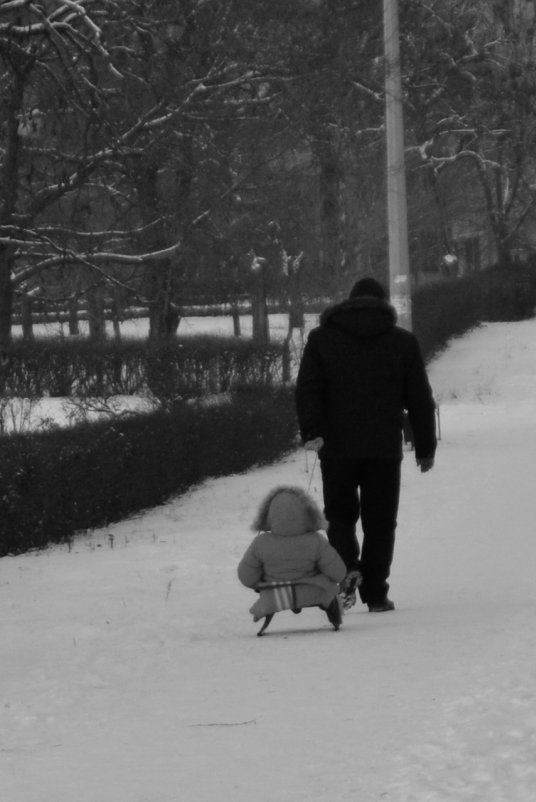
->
[237, 486, 348, 634]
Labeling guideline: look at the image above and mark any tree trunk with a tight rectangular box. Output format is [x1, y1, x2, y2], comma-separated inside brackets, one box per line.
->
[147, 260, 181, 339]
[0, 71, 24, 350]
[68, 297, 80, 336]
[232, 306, 241, 336]
[87, 288, 106, 341]
[286, 254, 306, 330]
[110, 289, 123, 341]
[252, 294, 269, 342]
[136, 133, 193, 341]
[0, 249, 14, 350]
[473, 154, 513, 267]
[251, 264, 269, 342]
[429, 168, 453, 255]
[314, 131, 343, 292]
[21, 295, 34, 341]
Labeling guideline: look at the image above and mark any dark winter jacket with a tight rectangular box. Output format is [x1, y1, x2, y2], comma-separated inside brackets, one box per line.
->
[295, 295, 437, 460]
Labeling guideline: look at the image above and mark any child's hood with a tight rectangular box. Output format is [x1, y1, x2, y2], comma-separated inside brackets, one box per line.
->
[252, 486, 326, 537]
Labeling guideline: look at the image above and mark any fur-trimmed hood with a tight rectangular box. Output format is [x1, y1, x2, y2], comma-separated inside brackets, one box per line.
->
[320, 295, 396, 339]
[252, 486, 326, 536]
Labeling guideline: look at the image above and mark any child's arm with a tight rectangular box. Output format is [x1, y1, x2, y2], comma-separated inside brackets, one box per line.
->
[237, 536, 265, 588]
[316, 537, 347, 583]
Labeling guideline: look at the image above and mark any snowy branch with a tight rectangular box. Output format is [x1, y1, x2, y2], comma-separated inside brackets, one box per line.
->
[349, 80, 383, 104]
[13, 240, 182, 287]
[428, 150, 502, 173]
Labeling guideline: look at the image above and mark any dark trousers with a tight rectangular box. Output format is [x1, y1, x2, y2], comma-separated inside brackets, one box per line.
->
[320, 457, 401, 605]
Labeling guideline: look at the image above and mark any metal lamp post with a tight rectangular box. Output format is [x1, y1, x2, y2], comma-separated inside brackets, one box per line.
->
[383, 0, 412, 330]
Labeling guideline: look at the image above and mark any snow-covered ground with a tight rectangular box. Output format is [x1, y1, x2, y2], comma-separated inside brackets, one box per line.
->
[3, 319, 536, 801]
[11, 311, 305, 342]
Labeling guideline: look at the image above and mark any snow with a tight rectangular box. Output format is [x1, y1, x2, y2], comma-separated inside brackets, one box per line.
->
[11, 312, 306, 342]
[3, 319, 536, 801]
[0, 395, 157, 434]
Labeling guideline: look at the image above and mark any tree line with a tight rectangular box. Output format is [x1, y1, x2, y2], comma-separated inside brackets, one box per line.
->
[1, 0, 534, 346]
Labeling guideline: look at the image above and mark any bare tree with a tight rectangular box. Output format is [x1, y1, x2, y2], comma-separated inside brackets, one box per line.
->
[0, 0, 301, 344]
[402, 0, 536, 268]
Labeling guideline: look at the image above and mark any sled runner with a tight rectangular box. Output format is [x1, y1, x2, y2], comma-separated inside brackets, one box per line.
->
[254, 580, 342, 636]
[402, 404, 441, 449]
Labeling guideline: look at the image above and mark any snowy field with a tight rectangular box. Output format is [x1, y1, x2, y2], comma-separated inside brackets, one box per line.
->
[3, 318, 536, 801]
[11, 311, 307, 342]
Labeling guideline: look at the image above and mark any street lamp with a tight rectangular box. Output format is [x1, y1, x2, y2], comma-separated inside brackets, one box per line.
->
[383, 0, 412, 330]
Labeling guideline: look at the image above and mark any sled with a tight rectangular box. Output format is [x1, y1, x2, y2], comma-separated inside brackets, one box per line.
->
[402, 404, 441, 449]
[254, 580, 342, 636]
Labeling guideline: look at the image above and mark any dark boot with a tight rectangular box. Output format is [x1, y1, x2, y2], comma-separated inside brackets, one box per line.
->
[368, 598, 395, 613]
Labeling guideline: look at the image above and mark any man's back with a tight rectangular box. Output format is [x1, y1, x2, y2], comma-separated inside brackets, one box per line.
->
[296, 294, 437, 460]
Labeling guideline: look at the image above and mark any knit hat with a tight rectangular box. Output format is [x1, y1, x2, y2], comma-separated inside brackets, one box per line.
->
[349, 277, 387, 300]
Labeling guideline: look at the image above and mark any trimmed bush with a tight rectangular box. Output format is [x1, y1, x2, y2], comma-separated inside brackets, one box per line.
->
[413, 265, 536, 361]
[0, 336, 285, 399]
[0, 386, 297, 556]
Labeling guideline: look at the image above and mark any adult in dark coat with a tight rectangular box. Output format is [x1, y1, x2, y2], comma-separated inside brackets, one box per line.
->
[295, 277, 437, 611]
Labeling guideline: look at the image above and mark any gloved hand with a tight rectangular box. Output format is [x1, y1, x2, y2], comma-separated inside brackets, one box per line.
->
[417, 457, 434, 473]
[304, 437, 324, 453]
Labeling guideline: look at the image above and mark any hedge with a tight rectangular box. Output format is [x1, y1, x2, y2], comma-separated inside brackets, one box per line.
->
[0, 336, 285, 399]
[413, 265, 536, 361]
[0, 386, 297, 556]
[3, 264, 536, 557]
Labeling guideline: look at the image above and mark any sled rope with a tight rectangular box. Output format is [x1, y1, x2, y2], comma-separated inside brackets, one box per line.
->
[306, 452, 318, 493]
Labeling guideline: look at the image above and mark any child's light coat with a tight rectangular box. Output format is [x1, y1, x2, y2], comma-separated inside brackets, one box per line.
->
[238, 486, 346, 621]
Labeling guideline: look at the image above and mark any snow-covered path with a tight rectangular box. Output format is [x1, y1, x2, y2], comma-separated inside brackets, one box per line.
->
[3, 320, 536, 801]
